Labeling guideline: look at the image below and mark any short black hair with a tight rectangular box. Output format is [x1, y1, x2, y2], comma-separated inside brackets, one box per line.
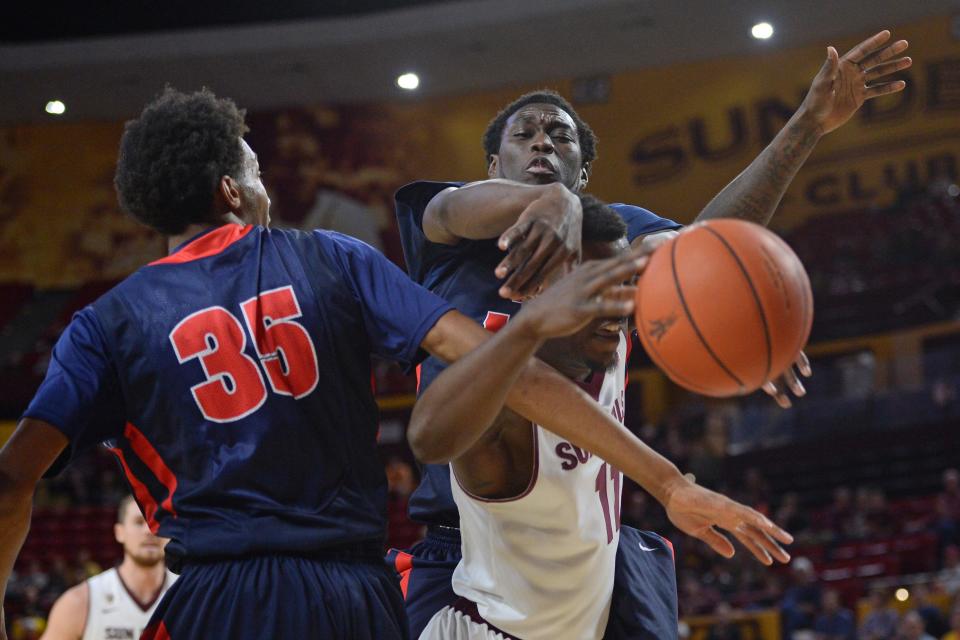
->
[114, 87, 249, 235]
[482, 90, 598, 168]
[580, 194, 626, 244]
[117, 495, 137, 523]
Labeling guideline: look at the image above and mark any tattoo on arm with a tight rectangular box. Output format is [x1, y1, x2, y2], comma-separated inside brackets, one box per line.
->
[696, 116, 820, 226]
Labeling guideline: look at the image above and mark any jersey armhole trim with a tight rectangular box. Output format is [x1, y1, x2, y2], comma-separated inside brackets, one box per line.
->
[81, 579, 90, 639]
[452, 422, 539, 503]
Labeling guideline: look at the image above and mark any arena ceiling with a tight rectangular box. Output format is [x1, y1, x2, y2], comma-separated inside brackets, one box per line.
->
[0, 0, 955, 124]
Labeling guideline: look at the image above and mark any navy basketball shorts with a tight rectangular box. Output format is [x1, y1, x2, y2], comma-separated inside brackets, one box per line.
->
[604, 526, 679, 640]
[141, 554, 409, 639]
[386, 525, 461, 640]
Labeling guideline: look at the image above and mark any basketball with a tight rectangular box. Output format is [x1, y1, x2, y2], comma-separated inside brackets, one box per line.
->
[635, 219, 814, 397]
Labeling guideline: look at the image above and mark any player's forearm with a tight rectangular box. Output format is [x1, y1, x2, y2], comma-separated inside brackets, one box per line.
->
[503, 366, 686, 506]
[0, 471, 34, 619]
[427, 180, 570, 241]
[695, 108, 821, 226]
[409, 316, 544, 463]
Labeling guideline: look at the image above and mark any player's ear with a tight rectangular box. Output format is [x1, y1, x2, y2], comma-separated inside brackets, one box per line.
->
[114, 522, 125, 545]
[218, 176, 243, 211]
[578, 163, 590, 191]
[487, 155, 500, 179]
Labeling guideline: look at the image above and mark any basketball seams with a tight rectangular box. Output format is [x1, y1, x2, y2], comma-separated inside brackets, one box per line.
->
[701, 226, 773, 383]
[670, 233, 746, 390]
[636, 251, 716, 396]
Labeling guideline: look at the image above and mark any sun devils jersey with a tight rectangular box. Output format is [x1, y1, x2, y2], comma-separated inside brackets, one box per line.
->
[449, 334, 628, 640]
[83, 567, 176, 640]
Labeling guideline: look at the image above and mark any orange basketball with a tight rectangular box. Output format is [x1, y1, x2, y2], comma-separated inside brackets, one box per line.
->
[635, 219, 814, 397]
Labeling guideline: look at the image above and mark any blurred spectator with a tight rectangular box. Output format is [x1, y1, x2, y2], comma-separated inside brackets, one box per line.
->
[385, 457, 423, 550]
[942, 605, 960, 640]
[859, 588, 899, 640]
[826, 488, 854, 537]
[940, 546, 960, 595]
[866, 488, 894, 539]
[913, 585, 948, 639]
[814, 589, 856, 640]
[706, 602, 744, 640]
[679, 570, 721, 616]
[776, 493, 811, 539]
[896, 611, 936, 640]
[937, 469, 960, 548]
[76, 549, 102, 580]
[782, 557, 822, 638]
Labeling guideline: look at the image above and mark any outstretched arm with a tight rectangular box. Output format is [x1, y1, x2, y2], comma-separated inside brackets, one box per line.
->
[416, 254, 793, 565]
[1, 420, 68, 639]
[423, 180, 583, 298]
[695, 30, 911, 226]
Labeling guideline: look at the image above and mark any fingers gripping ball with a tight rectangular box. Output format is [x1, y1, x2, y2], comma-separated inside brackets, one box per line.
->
[635, 220, 813, 397]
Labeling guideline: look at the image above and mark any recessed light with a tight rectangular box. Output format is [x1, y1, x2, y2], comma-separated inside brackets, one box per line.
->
[751, 22, 774, 40]
[397, 73, 420, 91]
[45, 100, 66, 115]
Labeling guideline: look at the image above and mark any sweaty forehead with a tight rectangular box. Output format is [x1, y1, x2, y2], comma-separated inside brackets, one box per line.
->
[507, 103, 577, 130]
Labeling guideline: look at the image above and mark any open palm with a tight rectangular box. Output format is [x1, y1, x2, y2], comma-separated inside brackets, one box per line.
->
[803, 30, 912, 135]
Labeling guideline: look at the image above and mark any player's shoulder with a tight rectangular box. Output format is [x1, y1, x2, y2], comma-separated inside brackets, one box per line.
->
[608, 203, 672, 223]
[51, 577, 91, 615]
[395, 180, 464, 210]
[608, 203, 682, 240]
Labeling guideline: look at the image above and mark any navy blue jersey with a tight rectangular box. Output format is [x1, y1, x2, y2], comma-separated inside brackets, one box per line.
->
[395, 180, 681, 526]
[25, 224, 452, 566]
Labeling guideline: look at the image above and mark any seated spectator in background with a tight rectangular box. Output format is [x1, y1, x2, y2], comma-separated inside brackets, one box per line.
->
[896, 611, 936, 640]
[939, 546, 960, 595]
[782, 557, 822, 639]
[859, 588, 899, 640]
[938, 469, 960, 548]
[776, 493, 811, 539]
[941, 605, 960, 640]
[707, 602, 744, 640]
[826, 487, 854, 539]
[866, 488, 894, 539]
[814, 589, 856, 640]
[914, 585, 949, 639]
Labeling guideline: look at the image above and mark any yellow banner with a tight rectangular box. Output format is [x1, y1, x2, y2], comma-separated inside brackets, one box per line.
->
[0, 14, 954, 287]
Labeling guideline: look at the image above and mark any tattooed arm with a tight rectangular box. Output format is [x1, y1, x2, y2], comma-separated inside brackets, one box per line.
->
[695, 30, 911, 225]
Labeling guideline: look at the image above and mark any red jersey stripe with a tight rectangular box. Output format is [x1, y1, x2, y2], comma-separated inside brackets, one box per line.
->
[124, 422, 179, 517]
[107, 446, 161, 533]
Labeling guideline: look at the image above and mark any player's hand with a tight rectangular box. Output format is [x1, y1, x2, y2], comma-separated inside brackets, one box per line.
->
[800, 30, 911, 136]
[516, 250, 644, 339]
[496, 185, 582, 300]
[763, 352, 812, 409]
[663, 476, 793, 566]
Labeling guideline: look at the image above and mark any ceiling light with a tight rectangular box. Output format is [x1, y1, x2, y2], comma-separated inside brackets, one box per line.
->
[45, 100, 66, 115]
[397, 73, 420, 91]
[751, 22, 774, 40]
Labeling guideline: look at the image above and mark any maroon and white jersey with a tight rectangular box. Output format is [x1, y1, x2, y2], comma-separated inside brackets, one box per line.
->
[443, 334, 627, 640]
[83, 567, 176, 640]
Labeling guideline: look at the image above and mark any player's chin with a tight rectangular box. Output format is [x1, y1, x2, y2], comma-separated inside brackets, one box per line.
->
[584, 340, 619, 372]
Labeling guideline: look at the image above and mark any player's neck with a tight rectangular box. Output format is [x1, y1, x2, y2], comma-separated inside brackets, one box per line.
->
[166, 212, 246, 254]
[117, 557, 165, 601]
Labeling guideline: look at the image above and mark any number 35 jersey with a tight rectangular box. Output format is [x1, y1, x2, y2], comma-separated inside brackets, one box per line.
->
[450, 334, 628, 640]
[24, 224, 452, 568]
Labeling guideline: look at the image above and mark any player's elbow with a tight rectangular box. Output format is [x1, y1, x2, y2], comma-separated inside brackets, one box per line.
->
[407, 410, 455, 465]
